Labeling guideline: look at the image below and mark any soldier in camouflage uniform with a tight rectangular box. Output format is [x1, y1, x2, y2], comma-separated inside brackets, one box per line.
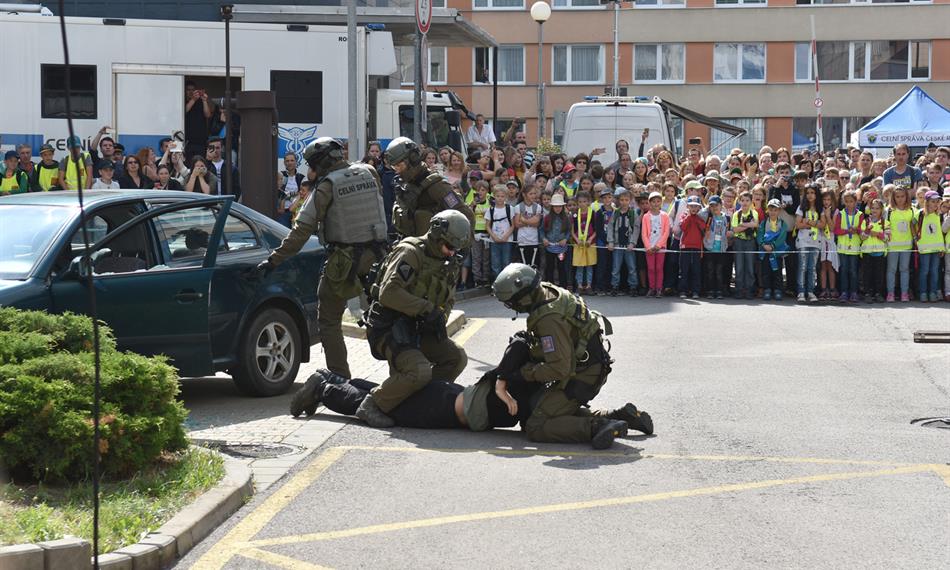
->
[257, 138, 388, 398]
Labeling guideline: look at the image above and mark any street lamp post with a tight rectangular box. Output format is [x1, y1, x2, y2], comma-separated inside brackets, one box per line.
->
[530, 1, 551, 143]
[221, 4, 233, 197]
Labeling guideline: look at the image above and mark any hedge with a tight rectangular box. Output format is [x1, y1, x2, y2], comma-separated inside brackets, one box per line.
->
[0, 308, 187, 481]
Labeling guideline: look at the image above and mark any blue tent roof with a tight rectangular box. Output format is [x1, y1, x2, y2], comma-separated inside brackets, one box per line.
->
[858, 86, 950, 147]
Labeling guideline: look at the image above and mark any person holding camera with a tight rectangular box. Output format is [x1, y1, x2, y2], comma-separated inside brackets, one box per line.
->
[184, 156, 217, 194]
[184, 81, 213, 159]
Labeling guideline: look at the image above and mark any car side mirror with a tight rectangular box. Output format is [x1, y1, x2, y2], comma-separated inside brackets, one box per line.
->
[444, 110, 461, 128]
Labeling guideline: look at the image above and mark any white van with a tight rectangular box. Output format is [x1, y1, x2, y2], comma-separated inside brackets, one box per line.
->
[560, 96, 746, 164]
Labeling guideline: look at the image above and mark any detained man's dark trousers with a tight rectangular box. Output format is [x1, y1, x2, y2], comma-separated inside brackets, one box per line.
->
[322, 378, 464, 429]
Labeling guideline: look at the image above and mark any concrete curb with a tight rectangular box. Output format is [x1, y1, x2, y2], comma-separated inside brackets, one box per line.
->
[342, 309, 467, 339]
[0, 451, 252, 570]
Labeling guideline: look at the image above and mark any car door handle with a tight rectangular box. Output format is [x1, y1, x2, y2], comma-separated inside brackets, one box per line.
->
[175, 289, 204, 303]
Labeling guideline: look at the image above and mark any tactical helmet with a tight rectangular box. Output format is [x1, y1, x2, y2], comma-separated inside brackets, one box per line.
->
[302, 137, 345, 170]
[492, 263, 541, 308]
[384, 137, 422, 167]
[428, 210, 471, 251]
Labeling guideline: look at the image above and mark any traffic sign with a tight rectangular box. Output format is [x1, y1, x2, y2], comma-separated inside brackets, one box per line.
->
[814, 97, 823, 108]
[416, 0, 432, 35]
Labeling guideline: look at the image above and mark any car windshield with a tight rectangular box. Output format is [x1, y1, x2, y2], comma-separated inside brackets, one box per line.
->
[0, 205, 73, 279]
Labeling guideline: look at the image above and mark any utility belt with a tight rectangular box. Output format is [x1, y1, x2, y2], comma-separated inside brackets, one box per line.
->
[364, 303, 424, 361]
[562, 333, 612, 405]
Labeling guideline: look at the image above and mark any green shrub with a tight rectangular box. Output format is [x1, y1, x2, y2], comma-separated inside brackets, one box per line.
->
[0, 307, 116, 353]
[0, 309, 187, 481]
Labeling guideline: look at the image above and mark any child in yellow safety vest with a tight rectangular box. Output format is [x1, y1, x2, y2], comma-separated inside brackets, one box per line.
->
[916, 191, 945, 302]
[943, 194, 950, 302]
[571, 191, 598, 294]
[833, 190, 863, 302]
[885, 185, 916, 302]
[859, 199, 889, 302]
[468, 180, 492, 288]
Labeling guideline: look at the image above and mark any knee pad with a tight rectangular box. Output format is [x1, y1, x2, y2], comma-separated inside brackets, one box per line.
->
[408, 361, 433, 391]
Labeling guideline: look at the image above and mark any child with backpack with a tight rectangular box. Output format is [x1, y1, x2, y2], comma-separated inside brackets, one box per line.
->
[701, 196, 730, 299]
[834, 190, 864, 302]
[641, 191, 671, 298]
[486, 184, 515, 280]
[860, 198, 889, 303]
[540, 193, 571, 287]
[468, 180, 493, 287]
[606, 188, 640, 296]
[817, 189, 840, 300]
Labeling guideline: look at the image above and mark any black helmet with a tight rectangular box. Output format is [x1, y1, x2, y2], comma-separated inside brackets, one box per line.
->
[303, 137, 344, 171]
[384, 137, 422, 168]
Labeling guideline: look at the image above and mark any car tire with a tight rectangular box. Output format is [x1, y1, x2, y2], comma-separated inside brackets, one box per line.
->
[232, 308, 301, 397]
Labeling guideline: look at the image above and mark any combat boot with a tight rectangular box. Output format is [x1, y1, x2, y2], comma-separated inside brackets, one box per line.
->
[590, 419, 628, 450]
[289, 369, 347, 417]
[608, 403, 654, 435]
[355, 393, 396, 428]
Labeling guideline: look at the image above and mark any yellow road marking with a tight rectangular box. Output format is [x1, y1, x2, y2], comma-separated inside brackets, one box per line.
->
[193, 447, 347, 569]
[239, 548, 334, 570]
[245, 464, 932, 548]
[932, 464, 950, 488]
[335, 444, 921, 468]
[452, 317, 486, 347]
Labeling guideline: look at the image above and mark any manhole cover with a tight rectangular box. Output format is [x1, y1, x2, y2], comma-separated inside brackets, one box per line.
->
[195, 441, 302, 458]
[910, 417, 950, 431]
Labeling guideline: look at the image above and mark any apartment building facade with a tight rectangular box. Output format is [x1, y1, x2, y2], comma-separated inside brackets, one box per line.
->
[397, 0, 950, 153]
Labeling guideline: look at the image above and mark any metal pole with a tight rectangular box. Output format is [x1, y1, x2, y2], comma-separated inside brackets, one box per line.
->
[811, 15, 824, 154]
[347, 0, 359, 158]
[413, 30, 423, 143]
[222, 4, 233, 197]
[612, 0, 619, 96]
[537, 24, 544, 141]
[492, 45, 498, 141]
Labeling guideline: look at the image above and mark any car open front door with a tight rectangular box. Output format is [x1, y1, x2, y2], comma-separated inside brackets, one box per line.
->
[50, 198, 232, 377]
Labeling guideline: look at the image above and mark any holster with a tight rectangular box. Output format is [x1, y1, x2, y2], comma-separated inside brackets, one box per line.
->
[366, 305, 420, 361]
[565, 334, 612, 405]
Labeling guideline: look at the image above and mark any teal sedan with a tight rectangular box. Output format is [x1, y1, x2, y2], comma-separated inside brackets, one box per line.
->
[0, 190, 325, 396]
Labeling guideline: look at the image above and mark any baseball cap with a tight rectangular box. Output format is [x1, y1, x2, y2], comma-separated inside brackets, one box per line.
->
[924, 190, 940, 200]
[562, 163, 576, 174]
[767, 198, 782, 208]
[684, 180, 703, 192]
[703, 171, 722, 184]
[708, 196, 723, 205]
[66, 135, 82, 149]
[648, 191, 662, 200]
[4, 150, 17, 161]
[506, 179, 520, 189]
[114, 143, 125, 152]
[40, 143, 55, 154]
[468, 170, 483, 181]
[864, 190, 878, 200]
[97, 161, 114, 171]
[686, 196, 701, 205]
[550, 193, 566, 206]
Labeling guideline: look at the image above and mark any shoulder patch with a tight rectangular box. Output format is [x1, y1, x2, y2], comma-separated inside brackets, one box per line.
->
[442, 191, 461, 209]
[397, 261, 415, 282]
[540, 335, 556, 353]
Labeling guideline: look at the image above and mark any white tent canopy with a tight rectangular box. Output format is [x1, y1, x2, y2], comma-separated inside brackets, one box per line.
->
[857, 86, 950, 148]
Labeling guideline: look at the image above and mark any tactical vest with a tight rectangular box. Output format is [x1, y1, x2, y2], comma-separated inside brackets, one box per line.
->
[917, 212, 944, 254]
[526, 283, 605, 373]
[322, 163, 388, 244]
[371, 237, 458, 312]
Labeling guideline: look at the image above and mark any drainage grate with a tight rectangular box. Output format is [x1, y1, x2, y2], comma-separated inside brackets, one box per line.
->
[910, 417, 950, 431]
[195, 440, 302, 459]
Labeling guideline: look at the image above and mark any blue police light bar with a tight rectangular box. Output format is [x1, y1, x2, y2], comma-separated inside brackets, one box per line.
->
[583, 95, 651, 102]
[366, 24, 386, 31]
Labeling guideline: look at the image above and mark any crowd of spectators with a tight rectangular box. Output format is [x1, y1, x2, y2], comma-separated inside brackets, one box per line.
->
[390, 123, 950, 304]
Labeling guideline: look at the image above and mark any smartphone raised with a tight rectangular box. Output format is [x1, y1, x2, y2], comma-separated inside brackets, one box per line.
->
[689, 137, 702, 145]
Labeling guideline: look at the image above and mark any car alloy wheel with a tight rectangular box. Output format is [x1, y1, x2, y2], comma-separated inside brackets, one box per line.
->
[233, 308, 301, 397]
[255, 322, 295, 382]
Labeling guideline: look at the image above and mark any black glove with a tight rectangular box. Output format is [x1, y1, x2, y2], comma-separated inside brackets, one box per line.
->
[497, 335, 531, 384]
[421, 308, 447, 340]
[247, 259, 274, 279]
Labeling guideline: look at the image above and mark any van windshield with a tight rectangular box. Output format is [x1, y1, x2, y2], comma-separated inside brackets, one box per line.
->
[399, 105, 452, 150]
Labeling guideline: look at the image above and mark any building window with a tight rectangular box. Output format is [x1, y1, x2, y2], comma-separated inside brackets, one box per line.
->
[473, 0, 524, 9]
[634, 43, 685, 83]
[715, 0, 767, 5]
[41, 64, 97, 119]
[709, 118, 764, 155]
[397, 46, 448, 85]
[553, 45, 604, 84]
[713, 43, 765, 82]
[792, 116, 873, 150]
[553, 0, 602, 7]
[633, 0, 685, 6]
[270, 71, 322, 124]
[474, 46, 525, 84]
[795, 41, 929, 81]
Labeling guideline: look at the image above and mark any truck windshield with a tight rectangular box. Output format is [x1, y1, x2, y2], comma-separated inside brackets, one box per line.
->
[399, 105, 452, 150]
[0, 205, 73, 280]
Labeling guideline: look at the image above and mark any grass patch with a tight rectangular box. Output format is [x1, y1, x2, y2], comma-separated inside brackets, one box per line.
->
[0, 446, 224, 554]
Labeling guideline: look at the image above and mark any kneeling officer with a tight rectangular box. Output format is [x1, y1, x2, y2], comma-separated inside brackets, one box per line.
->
[492, 263, 653, 448]
[355, 210, 472, 427]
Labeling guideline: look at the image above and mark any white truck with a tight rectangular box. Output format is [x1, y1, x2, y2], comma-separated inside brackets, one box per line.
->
[561, 96, 746, 164]
[0, 12, 471, 161]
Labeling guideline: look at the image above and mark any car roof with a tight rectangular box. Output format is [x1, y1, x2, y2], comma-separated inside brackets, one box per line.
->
[0, 190, 208, 208]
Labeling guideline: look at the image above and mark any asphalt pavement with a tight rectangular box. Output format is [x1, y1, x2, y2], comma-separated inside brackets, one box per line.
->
[176, 295, 950, 569]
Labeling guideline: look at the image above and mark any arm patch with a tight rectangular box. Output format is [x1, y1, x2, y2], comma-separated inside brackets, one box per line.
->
[540, 336, 556, 353]
[397, 261, 415, 282]
[442, 191, 461, 209]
